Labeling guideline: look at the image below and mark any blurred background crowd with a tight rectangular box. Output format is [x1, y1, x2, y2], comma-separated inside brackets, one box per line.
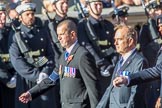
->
[1, 0, 162, 108]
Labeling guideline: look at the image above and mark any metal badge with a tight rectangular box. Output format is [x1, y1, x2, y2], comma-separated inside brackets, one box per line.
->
[40, 38, 44, 41]
[120, 71, 130, 76]
[64, 66, 76, 78]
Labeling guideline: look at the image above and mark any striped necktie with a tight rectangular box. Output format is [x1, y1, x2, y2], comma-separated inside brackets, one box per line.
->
[117, 57, 123, 71]
[65, 51, 69, 60]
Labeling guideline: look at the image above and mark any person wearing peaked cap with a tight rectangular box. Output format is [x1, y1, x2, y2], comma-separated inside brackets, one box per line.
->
[8, 1, 58, 108]
[138, 1, 162, 108]
[102, 0, 111, 8]
[78, 0, 118, 99]
[8, 3, 18, 10]
[150, 14, 162, 108]
[43, 0, 78, 66]
[8, 2, 20, 27]
[112, 6, 129, 19]
[15, 2, 36, 15]
[0, 2, 17, 108]
[145, 0, 162, 10]
[44, 0, 78, 24]
[144, 0, 162, 16]
[112, 5, 129, 26]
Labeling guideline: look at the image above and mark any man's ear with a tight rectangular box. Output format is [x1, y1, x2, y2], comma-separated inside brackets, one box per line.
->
[52, 4, 56, 11]
[71, 31, 77, 39]
[128, 37, 134, 47]
[19, 15, 22, 22]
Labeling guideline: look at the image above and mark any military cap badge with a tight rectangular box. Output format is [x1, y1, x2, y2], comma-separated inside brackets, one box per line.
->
[16, 3, 36, 15]
[0, 3, 6, 11]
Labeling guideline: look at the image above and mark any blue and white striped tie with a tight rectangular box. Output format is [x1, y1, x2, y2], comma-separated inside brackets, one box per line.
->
[65, 51, 69, 60]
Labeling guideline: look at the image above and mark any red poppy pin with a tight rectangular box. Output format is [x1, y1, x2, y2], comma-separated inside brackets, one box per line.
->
[67, 55, 74, 63]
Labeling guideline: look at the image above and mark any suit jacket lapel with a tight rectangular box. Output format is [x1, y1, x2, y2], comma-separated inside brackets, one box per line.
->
[111, 63, 118, 82]
[111, 50, 137, 82]
[109, 49, 138, 94]
[118, 49, 137, 72]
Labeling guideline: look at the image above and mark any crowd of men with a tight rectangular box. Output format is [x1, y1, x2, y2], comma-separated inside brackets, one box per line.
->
[0, 0, 162, 108]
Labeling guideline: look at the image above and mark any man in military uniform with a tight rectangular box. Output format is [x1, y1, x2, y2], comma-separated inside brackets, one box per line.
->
[150, 14, 162, 108]
[8, 2, 20, 27]
[77, 0, 118, 98]
[45, 0, 78, 63]
[19, 19, 99, 108]
[139, 0, 162, 67]
[139, 0, 162, 108]
[0, 2, 16, 108]
[111, 5, 129, 26]
[9, 3, 57, 108]
[69, 0, 89, 19]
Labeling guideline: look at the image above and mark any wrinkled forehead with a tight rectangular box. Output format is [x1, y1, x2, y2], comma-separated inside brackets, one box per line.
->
[115, 27, 128, 38]
[115, 30, 123, 39]
[57, 25, 68, 33]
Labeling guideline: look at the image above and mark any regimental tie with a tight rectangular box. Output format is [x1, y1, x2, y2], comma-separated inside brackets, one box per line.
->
[117, 57, 123, 72]
[65, 51, 69, 61]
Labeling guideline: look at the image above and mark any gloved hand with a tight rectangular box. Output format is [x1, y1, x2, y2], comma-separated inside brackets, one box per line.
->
[6, 75, 16, 88]
[37, 72, 48, 84]
[100, 65, 113, 77]
[96, 58, 112, 77]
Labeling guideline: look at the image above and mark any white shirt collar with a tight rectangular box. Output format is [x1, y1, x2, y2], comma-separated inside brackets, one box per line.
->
[66, 40, 78, 54]
[122, 48, 136, 65]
